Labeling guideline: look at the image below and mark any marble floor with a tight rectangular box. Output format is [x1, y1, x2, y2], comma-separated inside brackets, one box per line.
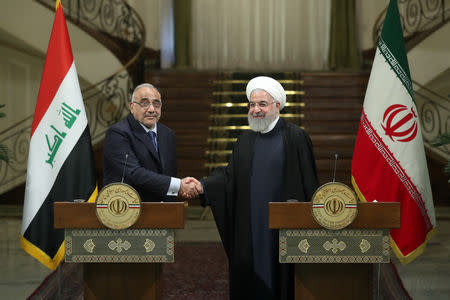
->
[0, 205, 449, 299]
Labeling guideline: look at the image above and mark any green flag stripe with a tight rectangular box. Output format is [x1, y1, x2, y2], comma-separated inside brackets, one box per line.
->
[380, 0, 412, 80]
[378, 37, 415, 101]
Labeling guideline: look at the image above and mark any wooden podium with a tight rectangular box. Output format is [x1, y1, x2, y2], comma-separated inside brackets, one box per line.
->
[269, 202, 400, 300]
[54, 202, 184, 300]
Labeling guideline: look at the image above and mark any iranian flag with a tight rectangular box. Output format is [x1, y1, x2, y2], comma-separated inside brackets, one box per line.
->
[351, 0, 435, 264]
[21, 0, 97, 270]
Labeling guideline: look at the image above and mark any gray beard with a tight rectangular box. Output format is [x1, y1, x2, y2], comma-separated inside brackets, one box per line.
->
[248, 112, 277, 132]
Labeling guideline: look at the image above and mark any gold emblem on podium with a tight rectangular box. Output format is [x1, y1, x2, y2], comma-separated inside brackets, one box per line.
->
[311, 182, 358, 230]
[95, 183, 141, 230]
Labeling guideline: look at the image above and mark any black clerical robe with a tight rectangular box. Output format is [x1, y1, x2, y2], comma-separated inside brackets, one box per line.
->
[202, 118, 319, 300]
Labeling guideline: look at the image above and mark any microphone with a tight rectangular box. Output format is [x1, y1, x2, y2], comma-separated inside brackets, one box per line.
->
[121, 153, 129, 183]
[332, 152, 338, 182]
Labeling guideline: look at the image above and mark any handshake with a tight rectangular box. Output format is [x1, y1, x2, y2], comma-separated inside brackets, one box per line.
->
[179, 177, 203, 199]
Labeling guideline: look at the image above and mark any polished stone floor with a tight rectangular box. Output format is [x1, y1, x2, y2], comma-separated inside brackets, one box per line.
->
[0, 205, 449, 299]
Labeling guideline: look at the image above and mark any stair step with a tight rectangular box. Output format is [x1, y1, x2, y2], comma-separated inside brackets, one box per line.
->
[214, 82, 303, 90]
[162, 100, 213, 112]
[302, 87, 366, 98]
[301, 110, 361, 121]
[213, 94, 304, 102]
[303, 97, 363, 109]
[302, 72, 369, 87]
[310, 133, 356, 142]
[159, 87, 214, 98]
[163, 111, 211, 121]
[147, 72, 216, 88]
[302, 120, 360, 133]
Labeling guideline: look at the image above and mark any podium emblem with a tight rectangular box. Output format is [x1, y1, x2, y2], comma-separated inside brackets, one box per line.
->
[311, 182, 358, 230]
[95, 183, 142, 229]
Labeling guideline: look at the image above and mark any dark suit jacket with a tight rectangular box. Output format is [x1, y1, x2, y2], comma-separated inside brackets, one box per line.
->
[103, 114, 177, 201]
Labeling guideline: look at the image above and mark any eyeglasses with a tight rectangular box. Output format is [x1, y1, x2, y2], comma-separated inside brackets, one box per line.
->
[132, 100, 162, 109]
[247, 101, 276, 109]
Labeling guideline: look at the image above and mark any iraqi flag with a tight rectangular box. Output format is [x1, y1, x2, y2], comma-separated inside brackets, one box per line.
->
[352, 0, 436, 265]
[21, 0, 97, 270]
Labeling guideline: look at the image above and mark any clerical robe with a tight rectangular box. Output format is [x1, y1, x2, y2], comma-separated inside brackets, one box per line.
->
[202, 118, 319, 300]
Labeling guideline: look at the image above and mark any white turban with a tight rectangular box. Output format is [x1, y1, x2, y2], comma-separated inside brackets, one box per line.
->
[246, 76, 286, 110]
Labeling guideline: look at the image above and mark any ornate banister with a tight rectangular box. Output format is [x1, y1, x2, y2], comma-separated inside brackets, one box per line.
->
[413, 80, 450, 158]
[373, 0, 450, 49]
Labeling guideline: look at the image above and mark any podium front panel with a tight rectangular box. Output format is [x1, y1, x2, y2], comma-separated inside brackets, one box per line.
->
[279, 228, 390, 263]
[65, 228, 174, 263]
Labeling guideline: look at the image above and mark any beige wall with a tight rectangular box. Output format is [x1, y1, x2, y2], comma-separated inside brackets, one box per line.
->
[355, 0, 389, 50]
[128, 0, 162, 49]
[408, 23, 450, 86]
[0, 0, 121, 85]
[0, 43, 43, 131]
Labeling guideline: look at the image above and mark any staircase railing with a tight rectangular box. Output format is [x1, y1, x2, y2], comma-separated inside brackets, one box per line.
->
[0, 0, 146, 195]
[413, 80, 450, 158]
[373, 0, 450, 48]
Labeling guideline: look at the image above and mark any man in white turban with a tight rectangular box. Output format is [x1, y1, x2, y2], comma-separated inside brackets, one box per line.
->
[246, 76, 287, 109]
[189, 76, 319, 299]
[246, 76, 286, 133]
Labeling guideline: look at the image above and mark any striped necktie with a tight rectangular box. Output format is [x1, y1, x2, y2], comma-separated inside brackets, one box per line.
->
[149, 131, 158, 152]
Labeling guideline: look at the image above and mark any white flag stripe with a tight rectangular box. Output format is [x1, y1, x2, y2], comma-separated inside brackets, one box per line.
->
[22, 63, 87, 233]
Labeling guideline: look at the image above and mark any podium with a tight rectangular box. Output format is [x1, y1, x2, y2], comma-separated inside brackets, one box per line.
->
[269, 202, 400, 300]
[54, 202, 184, 300]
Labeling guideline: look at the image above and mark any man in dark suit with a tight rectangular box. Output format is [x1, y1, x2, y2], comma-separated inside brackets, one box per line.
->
[103, 83, 197, 201]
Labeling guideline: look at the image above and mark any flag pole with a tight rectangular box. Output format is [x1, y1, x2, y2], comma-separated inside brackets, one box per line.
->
[376, 263, 381, 300]
[57, 262, 61, 299]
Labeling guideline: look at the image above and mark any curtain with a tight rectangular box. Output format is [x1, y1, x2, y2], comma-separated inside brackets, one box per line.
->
[160, 0, 175, 68]
[191, 0, 331, 70]
[174, 0, 192, 68]
[328, 0, 360, 70]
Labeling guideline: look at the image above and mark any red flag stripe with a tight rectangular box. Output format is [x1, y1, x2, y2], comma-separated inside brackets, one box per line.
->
[352, 112, 432, 256]
[356, 111, 431, 227]
[31, 5, 73, 137]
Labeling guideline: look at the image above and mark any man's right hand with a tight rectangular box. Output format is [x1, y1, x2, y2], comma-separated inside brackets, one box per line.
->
[186, 177, 203, 194]
[180, 177, 202, 198]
